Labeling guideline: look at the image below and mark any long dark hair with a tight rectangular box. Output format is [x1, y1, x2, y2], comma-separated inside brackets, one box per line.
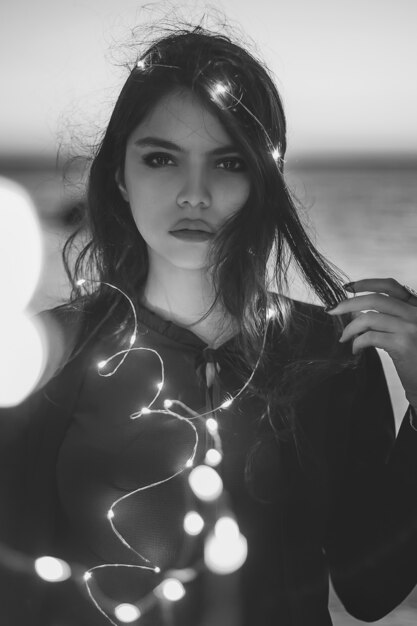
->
[62, 23, 355, 495]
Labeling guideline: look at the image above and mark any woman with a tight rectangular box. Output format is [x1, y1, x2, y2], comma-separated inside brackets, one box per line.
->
[1, 24, 417, 626]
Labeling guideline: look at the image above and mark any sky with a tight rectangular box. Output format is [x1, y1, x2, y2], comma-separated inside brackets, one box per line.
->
[1, 0, 417, 159]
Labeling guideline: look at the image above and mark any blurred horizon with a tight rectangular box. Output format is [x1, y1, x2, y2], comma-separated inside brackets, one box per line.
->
[1, 152, 416, 172]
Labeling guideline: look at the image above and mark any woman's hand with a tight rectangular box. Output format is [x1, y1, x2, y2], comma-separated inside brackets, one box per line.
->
[327, 278, 417, 411]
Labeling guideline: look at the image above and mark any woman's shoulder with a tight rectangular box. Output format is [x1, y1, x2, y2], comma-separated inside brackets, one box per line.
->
[268, 293, 343, 355]
[33, 303, 87, 391]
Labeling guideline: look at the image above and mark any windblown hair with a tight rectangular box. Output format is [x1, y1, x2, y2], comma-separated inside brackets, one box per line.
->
[62, 23, 356, 498]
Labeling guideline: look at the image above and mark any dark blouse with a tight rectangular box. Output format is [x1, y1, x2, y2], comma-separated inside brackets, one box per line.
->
[1, 297, 417, 626]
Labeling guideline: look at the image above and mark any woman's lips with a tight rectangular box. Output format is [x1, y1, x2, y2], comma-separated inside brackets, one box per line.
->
[170, 230, 214, 241]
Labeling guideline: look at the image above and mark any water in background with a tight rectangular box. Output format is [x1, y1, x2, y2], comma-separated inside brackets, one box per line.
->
[286, 161, 417, 626]
[286, 163, 417, 295]
[2, 159, 417, 624]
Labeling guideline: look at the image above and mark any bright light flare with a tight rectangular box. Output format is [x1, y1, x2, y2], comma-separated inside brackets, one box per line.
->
[0, 312, 46, 406]
[204, 517, 247, 574]
[204, 448, 222, 467]
[206, 418, 218, 433]
[34, 556, 71, 582]
[188, 465, 223, 501]
[183, 511, 204, 536]
[214, 82, 227, 94]
[0, 177, 42, 309]
[0, 178, 47, 406]
[271, 147, 281, 161]
[114, 603, 141, 623]
[159, 578, 185, 602]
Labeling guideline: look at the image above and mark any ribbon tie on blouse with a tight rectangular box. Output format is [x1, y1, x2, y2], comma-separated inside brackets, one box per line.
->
[195, 347, 222, 390]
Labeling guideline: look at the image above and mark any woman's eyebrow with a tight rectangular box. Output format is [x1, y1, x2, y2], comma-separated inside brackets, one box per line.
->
[133, 136, 240, 155]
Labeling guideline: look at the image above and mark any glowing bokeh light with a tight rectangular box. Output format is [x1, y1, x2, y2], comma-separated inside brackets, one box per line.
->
[159, 578, 185, 602]
[188, 465, 223, 501]
[0, 178, 46, 406]
[34, 556, 71, 582]
[0, 177, 42, 309]
[204, 519, 248, 574]
[205, 418, 218, 433]
[183, 511, 204, 536]
[204, 448, 222, 466]
[0, 312, 45, 406]
[214, 82, 227, 94]
[215, 516, 239, 540]
[114, 603, 141, 623]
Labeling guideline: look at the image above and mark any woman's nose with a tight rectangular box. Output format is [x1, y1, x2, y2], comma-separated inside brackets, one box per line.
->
[176, 169, 211, 209]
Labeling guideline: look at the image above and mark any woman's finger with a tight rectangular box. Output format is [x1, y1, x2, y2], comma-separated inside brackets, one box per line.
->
[339, 311, 414, 343]
[344, 278, 417, 306]
[351, 330, 401, 356]
[328, 293, 416, 322]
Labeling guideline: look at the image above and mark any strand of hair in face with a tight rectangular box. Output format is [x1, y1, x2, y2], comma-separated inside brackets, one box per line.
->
[135, 57, 284, 167]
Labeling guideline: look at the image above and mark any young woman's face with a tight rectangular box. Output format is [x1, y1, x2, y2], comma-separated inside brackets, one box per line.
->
[120, 89, 251, 271]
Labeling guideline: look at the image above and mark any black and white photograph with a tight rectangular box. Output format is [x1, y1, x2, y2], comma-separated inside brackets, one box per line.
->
[1, 1, 417, 624]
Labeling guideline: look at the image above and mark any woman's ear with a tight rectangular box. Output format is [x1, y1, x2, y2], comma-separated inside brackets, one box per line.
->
[115, 169, 129, 202]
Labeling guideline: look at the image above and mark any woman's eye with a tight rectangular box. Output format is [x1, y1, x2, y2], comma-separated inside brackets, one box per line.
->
[143, 153, 175, 168]
[217, 158, 246, 172]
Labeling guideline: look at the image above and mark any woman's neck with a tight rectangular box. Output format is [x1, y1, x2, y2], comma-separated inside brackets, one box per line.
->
[141, 260, 238, 347]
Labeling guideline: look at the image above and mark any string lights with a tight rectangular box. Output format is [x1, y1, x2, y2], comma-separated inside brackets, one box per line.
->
[208, 81, 284, 167]
[134, 55, 285, 168]
[2, 274, 277, 623]
[79, 278, 275, 621]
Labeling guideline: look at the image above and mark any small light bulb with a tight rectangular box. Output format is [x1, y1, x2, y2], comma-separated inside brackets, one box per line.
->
[220, 398, 233, 409]
[83, 571, 92, 581]
[129, 335, 136, 346]
[98, 360, 106, 369]
[214, 82, 227, 94]
[164, 399, 173, 409]
[34, 556, 71, 582]
[154, 566, 161, 574]
[76, 278, 86, 286]
[114, 603, 141, 623]
[271, 148, 281, 161]
[156, 382, 163, 391]
[206, 418, 218, 433]
[141, 407, 151, 414]
[137, 60, 145, 69]
[185, 458, 193, 468]
[183, 511, 205, 536]
[159, 578, 185, 602]
[188, 465, 223, 501]
[205, 448, 222, 467]
[107, 509, 114, 520]
[267, 307, 275, 320]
